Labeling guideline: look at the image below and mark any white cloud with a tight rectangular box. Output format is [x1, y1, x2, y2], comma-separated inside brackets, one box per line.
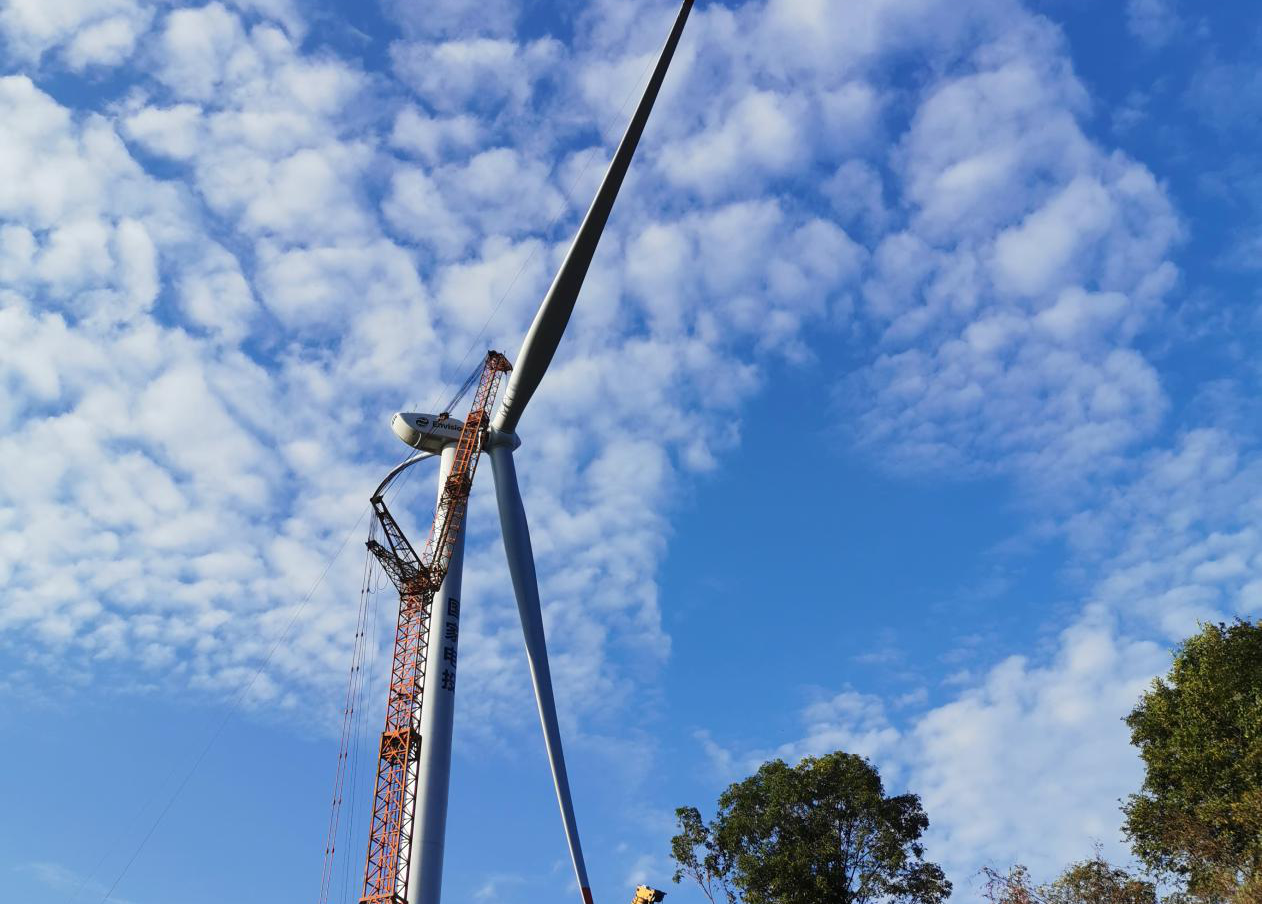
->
[0, 69, 378, 708]
[737, 426, 1262, 887]
[0, 0, 152, 70]
[383, 167, 475, 258]
[657, 89, 811, 196]
[112, 217, 160, 311]
[904, 610, 1164, 880]
[0, 0, 870, 751]
[0, 77, 135, 227]
[625, 200, 863, 351]
[242, 145, 375, 240]
[431, 234, 548, 334]
[390, 36, 563, 114]
[389, 106, 482, 164]
[924, 428, 1262, 874]
[527, 0, 1179, 502]
[0, 0, 1165, 734]
[155, 3, 246, 101]
[776, 689, 905, 770]
[992, 176, 1116, 298]
[0, 4, 1244, 899]
[1066, 430, 1262, 632]
[225, 0, 305, 39]
[898, 30, 1092, 245]
[825, 159, 889, 237]
[1033, 288, 1129, 344]
[848, 17, 1180, 489]
[62, 13, 146, 68]
[385, 147, 565, 260]
[756, 0, 967, 80]
[254, 238, 427, 333]
[122, 104, 204, 161]
[1126, 0, 1181, 50]
[171, 243, 255, 341]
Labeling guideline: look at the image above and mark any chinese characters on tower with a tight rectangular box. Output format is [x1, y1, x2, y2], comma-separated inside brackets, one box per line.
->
[440, 596, 459, 692]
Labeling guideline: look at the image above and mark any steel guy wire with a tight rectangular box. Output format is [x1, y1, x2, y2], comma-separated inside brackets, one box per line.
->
[97, 502, 371, 904]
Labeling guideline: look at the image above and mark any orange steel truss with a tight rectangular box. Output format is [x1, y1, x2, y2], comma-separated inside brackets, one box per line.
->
[359, 351, 512, 904]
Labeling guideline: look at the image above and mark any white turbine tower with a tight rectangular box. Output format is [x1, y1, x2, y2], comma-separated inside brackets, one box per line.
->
[363, 3, 696, 904]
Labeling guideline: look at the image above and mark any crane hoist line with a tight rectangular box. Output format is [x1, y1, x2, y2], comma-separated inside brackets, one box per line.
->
[357, 350, 512, 904]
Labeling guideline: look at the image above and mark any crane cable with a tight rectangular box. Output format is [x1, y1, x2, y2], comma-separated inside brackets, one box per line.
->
[442, 359, 485, 418]
[95, 501, 374, 904]
[339, 559, 384, 904]
[90, 411, 442, 904]
[317, 545, 378, 904]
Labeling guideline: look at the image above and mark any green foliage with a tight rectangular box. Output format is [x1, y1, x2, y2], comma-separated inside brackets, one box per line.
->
[1122, 619, 1262, 902]
[980, 850, 1156, 904]
[670, 752, 951, 904]
[1045, 852, 1158, 904]
[671, 805, 738, 904]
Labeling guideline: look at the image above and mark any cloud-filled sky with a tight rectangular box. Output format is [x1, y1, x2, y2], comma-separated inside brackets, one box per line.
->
[1, 0, 1260, 901]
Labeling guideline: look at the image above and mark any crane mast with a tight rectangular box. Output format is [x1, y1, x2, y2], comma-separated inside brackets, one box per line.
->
[358, 351, 512, 904]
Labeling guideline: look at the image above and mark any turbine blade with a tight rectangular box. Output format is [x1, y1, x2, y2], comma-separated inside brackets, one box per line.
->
[488, 443, 595, 904]
[493, 0, 695, 434]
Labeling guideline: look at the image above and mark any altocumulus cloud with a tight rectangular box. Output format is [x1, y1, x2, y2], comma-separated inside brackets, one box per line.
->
[2, 0, 1251, 891]
[0, 0, 865, 741]
[626, 0, 1254, 892]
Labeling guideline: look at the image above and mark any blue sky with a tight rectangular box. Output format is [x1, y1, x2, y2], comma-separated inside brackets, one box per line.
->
[1, 0, 1260, 902]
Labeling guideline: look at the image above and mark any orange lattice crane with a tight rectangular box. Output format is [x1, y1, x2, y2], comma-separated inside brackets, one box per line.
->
[356, 351, 511, 904]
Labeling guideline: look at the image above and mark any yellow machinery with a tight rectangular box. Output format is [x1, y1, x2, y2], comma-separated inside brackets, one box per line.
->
[632, 887, 666, 904]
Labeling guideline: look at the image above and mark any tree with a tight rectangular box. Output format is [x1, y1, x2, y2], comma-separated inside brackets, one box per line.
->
[980, 865, 1044, 904]
[671, 805, 739, 904]
[980, 849, 1155, 904]
[670, 751, 951, 904]
[1046, 852, 1158, 904]
[1122, 619, 1262, 903]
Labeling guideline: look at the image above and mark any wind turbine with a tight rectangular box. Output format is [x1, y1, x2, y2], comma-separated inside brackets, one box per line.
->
[352, 3, 696, 903]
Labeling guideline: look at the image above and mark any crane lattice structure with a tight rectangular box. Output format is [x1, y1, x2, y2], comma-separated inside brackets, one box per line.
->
[358, 351, 512, 904]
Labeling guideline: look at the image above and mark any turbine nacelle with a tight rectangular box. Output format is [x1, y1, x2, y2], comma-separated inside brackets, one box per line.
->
[391, 411, 464, 453]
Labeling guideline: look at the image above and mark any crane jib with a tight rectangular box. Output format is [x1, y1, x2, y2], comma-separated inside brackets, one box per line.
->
[355, 350, 511, 904]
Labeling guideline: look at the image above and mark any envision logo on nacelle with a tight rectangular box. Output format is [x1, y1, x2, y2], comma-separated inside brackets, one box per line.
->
[391, 412, 465, 454]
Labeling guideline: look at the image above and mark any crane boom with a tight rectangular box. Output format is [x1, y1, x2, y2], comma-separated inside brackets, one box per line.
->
[358, 351, 512, 904]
